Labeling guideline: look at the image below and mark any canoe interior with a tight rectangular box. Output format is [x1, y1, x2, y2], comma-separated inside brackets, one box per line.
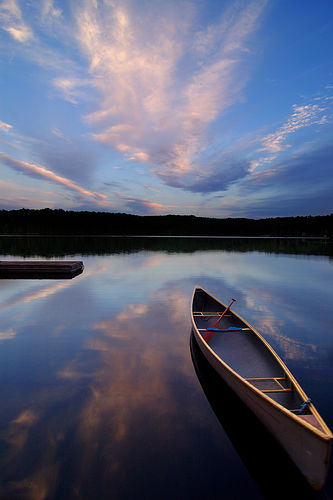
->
[192, 288, 305, 413]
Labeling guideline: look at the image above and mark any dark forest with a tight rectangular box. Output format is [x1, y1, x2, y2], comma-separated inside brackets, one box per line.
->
[0, 209, 332, 237]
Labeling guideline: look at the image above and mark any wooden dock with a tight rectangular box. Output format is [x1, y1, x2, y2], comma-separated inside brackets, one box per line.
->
[0, 261, 84, 279]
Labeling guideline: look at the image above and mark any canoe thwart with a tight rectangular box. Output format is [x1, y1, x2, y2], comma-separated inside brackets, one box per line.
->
[193, 312, 231, 317]
[246, 377, 292, 393]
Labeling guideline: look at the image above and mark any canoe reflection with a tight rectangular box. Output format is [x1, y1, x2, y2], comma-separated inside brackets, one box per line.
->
[190, 331, 322, 500]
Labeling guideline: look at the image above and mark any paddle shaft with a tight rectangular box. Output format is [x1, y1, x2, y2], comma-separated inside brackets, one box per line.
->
[209, 298, 236, 329]
[203, 298, 236, 342]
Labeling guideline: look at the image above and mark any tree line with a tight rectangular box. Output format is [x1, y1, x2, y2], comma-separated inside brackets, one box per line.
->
[0, 209, 332, 237]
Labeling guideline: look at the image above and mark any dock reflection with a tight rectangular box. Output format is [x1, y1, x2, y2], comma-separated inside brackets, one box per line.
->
[190, 332, 323, 500]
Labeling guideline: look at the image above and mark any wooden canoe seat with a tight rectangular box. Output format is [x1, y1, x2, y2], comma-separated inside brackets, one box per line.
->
[193, 312, 230, 317]
[246, 377, 292, 393]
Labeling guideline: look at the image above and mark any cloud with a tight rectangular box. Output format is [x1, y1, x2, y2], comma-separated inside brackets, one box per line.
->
[2, 0, 333, 219]
[159, 157, 250, 193]
[0, 0, 34, 42]
[0, 119, 13, 132]
[51, 127, 72, 143]
[1, 0, 267, 201]
[252, 97, 333, 170]
[119, 195, 166, 215]
[52, 77, 92, 104]
[1, 0, 84, 92]
[38, 147, 94, 183]
[0, 179, 57, 209]
[41, 0, 62, 22]
[0, 119, 39, 147]
[0, 195, 54, 210]
[260, 103, 328, 154]
[247, 144, 333, 191]
[144, 185, 162, 193]
[231, 143, 333, 217]
[0, 151, 106, 200]
[73, 0, 266, 185]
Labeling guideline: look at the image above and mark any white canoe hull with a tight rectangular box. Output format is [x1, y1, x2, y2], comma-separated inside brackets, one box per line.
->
[191, 287, 332, 490]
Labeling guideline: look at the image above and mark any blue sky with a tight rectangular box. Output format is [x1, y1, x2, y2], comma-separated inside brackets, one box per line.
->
[0, 0, 332, 217]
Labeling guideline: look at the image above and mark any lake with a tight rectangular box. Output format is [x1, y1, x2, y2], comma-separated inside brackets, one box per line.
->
[0, 236, 332, 499]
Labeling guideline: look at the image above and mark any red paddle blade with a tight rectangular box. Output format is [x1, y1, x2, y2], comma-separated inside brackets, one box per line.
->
[202, 330, 216, 343]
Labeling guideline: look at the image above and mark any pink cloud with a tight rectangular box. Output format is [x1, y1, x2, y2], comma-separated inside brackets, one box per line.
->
[73, 0, 267, 182]
[0, 152, 106, 200]
[0, 0, 34, 43]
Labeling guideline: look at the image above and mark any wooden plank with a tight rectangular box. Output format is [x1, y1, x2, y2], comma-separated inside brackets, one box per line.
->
[0, 261, 84, 279]
[247, 377, 289, 392]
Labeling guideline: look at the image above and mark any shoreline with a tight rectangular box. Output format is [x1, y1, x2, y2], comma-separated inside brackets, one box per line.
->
[0, 234, 330, 240]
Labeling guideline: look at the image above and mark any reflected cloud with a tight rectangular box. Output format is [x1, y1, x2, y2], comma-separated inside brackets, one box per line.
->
[57, 360, 95, 381]
[5, 409, 39, 452]
[115, 303, 148, 322]
[1, 392, 72, 499]
[54, 285, 194, 492]
[0, 245, 331, 499]
[245, 295, 271, 312]
[0, 328, 16, 341]
[0, 259, 107, 314]
[243, 292, 318, 362]
[9, 463, 60, 500]
[1, 279, 74, 311]
[13, 409, 38, 426]
[257, 316, 318, 362]
[247, 302, 319, 363]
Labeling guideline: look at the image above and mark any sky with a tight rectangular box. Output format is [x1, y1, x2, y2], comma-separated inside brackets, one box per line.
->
[0, 0, 332, 218]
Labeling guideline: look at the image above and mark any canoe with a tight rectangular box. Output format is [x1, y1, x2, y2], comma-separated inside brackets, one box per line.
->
[190, 332, 317, 498]
[191, 286, 333, 490]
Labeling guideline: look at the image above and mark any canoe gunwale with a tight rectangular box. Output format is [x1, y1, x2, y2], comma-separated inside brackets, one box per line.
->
[191, 286, 333, 441]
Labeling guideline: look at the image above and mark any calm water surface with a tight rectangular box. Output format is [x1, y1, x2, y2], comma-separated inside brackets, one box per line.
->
[0, 237, 332, 500]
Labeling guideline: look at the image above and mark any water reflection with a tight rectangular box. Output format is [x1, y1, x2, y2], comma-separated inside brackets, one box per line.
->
[0, 235, 332, 258]
[252, 314, 319, 362]
[0, 285, 200, 499]
[1, 279, 75, 310]
[0, 238, 332, 499]
[0, 328, 16, 342]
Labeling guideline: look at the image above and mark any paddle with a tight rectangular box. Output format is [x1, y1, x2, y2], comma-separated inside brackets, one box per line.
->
[203, 298, 236, 342]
